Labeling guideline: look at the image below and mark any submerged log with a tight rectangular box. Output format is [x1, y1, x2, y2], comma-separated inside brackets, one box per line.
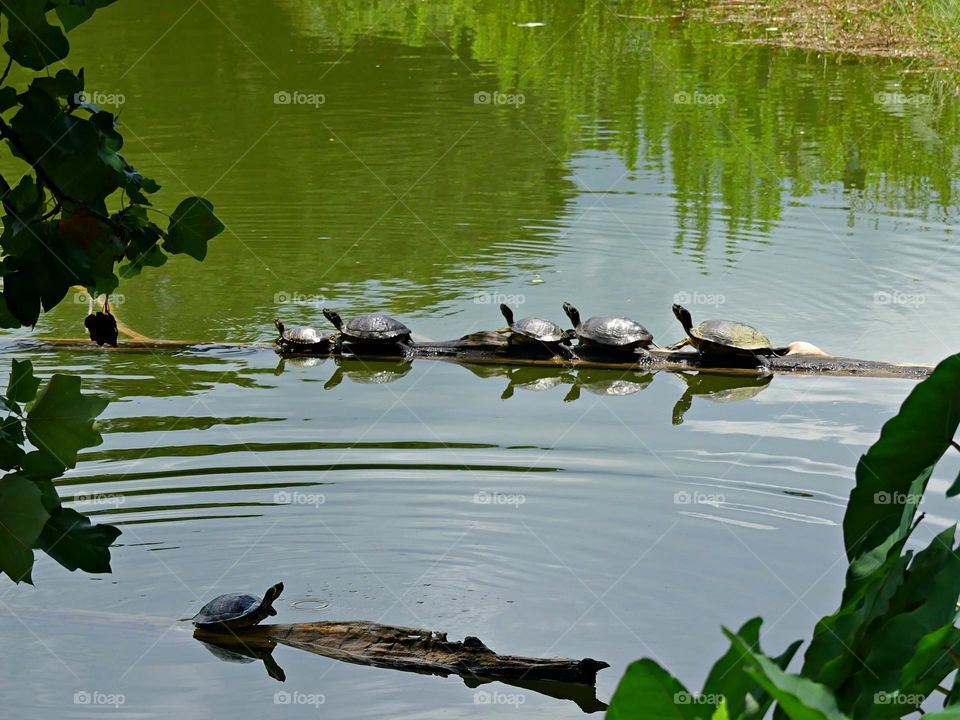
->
[20, 331, 933, 378]
[195, 621, 609, 712]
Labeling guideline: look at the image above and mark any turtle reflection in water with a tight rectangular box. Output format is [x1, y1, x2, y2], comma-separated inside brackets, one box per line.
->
[563, 370, 655, 402]
[324, 359, 413, 389]
[498, 367, 574, 399]
[671, 372, 773, 425]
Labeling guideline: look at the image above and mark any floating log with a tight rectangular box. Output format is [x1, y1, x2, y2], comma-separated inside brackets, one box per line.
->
[195, 621, 609, 712]
[22, 331, 933, 379]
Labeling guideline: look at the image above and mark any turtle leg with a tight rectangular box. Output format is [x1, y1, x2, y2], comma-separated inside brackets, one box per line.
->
[665, 338, 691, 351]
[754, 353, 772, 370]
[635, 347, 652, 363]
[556, 343, 576, 360]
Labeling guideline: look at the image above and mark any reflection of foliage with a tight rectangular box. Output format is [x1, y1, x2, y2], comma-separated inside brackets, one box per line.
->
[0, 3, 223, 328]
[0, 359, 118, 583]
[607, 354, 960, 719]
[0, 2, 224, 582]
[296, 0, 959, 257]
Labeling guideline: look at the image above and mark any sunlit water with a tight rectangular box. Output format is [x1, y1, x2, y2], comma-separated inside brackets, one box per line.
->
[1, 1, 959, 718]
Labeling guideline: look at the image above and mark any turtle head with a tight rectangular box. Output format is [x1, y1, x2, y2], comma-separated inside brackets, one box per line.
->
[261, 582, 284, 614]
[562, 302, 580, 327]
[274, 318, 284, 336]
[322, 308, 344, 330]
[499, 303, 514, 326]
[672, 304, 693, 332]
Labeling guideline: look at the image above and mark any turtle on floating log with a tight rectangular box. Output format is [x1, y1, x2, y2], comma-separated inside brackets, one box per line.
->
[562, 302, 655, 359]
[668, 304, 777, 369]
[323, 308, 413, 355]
[499, 303, 575, 359]
[190, 582, 609, 709]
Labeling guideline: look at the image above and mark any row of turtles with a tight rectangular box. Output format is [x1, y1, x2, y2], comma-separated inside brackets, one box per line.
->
[275, 303, 777, 366]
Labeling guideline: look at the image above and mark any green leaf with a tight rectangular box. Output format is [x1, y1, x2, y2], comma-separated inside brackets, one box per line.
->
[25, 374, 107, 469]
[0, 473, 50, 583]
[0, 416, 25, 470]
[703, 618, 801, 719]
[0, 86, 17, 112]
[7, 358, 40, 403]
[35, 506, 120, 573]
[164, 197, 224, 261]
[846, 354, 960, 560]
[724, 629, 849, 720]
[1, 0, 70, 70]
[31, 68, 83, 99]
[53, 0, 118, 32]
[606, 659, 699, 720]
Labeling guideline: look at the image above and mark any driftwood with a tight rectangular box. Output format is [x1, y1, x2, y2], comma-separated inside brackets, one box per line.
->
[195, 621, 609, 712]
[22, 331, 933, 379]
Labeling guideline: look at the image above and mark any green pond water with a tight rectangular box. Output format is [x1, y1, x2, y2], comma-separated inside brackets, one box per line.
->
[2, 1, 959, 717]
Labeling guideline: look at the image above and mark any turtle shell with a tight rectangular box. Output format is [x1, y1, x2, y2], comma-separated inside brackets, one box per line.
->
[343, 314, 411, 341]
[281, 326, 325, 346]
[192, 592, 262, 626]
[577, 316, 652, 347]
[511, 317, 567, 343]
[692, 320, 771, 351]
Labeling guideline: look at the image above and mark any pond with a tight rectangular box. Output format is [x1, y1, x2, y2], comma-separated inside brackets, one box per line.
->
[1, 1, 959, 718]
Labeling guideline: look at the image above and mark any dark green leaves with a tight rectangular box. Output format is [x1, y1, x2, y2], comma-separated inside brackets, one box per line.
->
[165, 197, 225, 261]
[26, 374, 107, 470]
[53, 0, 118, 33]
[845, 354, 960, 560]
[36, 506, 121, 573]
[0, 473, 50, 583]
[7, 358, 40, 404]
[1, 0, 69, 70]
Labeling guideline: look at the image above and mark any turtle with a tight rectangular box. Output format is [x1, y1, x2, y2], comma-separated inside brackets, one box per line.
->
[499, 303, 574, 359]
[322, 309, 413, 355]
[192, 582, 284, 630]
[668, 304, 776, 368]
[274, 319, 330, 353]
[562, 302, 655, 357]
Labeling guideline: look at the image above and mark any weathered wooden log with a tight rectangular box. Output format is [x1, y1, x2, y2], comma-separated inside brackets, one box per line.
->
[194, 621, 609, 712]
[19, 332, 933, 378]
